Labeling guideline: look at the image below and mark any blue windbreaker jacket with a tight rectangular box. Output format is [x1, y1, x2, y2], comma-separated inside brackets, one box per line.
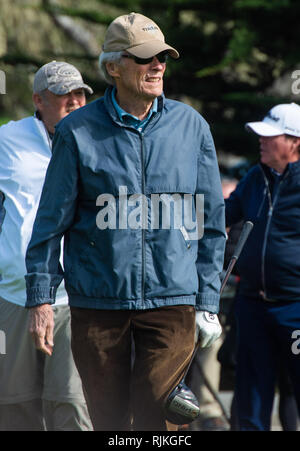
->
[25, 88, 226, 313]
[225, 161, 300, 301]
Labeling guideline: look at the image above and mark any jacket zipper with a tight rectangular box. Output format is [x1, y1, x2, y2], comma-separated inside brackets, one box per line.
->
[137, 114, 158, 308]
[259, 167, 288, 297]
[112, 105, 160, 308]
[140, 132, 146, 307]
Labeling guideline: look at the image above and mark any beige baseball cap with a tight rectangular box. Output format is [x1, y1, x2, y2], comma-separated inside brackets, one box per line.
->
[102, 12, 179, 59]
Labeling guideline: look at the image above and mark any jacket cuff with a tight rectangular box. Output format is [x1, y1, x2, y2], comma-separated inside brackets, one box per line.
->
[25, 286, 56, 308]
[195, 293, 220, 314]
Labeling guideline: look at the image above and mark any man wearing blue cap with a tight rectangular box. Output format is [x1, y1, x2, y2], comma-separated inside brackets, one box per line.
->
[225, 103, 300, 431]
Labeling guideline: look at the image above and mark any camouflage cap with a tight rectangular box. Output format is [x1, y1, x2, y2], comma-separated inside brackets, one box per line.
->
[33, 61, 93, 95]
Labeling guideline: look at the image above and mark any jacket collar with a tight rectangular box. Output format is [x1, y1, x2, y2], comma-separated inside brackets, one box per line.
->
[260, 159, 300, 179]
[286, 158, 300, 175]
[103, 85, 164, 128]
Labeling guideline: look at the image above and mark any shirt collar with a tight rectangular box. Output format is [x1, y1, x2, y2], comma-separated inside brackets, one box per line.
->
[111, 87, 158, 127]
[270, 168, 282, 177]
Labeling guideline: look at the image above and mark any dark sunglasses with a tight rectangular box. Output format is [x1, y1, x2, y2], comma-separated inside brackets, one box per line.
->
[121, 51, 169, 65]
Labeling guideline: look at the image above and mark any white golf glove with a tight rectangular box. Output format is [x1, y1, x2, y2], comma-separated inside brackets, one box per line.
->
[195, 311, 222, 348]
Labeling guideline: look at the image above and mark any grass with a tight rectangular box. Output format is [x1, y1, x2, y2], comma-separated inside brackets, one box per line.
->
[0, 117, 11, 126]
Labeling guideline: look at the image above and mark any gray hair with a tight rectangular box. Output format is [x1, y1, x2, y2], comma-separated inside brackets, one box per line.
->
[99, 51, 124, 85]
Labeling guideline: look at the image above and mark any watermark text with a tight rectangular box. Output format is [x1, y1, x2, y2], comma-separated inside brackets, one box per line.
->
[95, 187, 204, 240]
[291, 70, 300, 95]
[0, 70, 5, 94]
[291, 330, 300, 355]
[0, 330, 6, 354]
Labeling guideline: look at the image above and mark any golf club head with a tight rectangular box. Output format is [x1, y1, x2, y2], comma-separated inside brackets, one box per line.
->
[164, 381, 200, 425]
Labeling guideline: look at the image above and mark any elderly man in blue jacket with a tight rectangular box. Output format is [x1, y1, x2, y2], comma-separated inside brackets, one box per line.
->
[225, 102, 300, 431]
[25, 12, 226, 431]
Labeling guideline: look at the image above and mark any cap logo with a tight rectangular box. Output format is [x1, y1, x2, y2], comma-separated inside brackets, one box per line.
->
[266, 112, 280, 122]
[57, 67, 80, 80]
[142, 24, 159, 33]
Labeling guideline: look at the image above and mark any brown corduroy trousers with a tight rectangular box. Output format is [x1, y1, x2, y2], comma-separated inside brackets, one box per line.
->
[70, 305, 195, 431]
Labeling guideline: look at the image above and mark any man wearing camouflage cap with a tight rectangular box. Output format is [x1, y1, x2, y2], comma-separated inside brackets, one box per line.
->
[0, 61, 93, 430]
[25, 14, 226, 431]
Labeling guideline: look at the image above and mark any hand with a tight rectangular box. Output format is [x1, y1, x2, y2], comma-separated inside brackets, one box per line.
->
[29, 304, 54, 356]
[195, 311, 222, 348]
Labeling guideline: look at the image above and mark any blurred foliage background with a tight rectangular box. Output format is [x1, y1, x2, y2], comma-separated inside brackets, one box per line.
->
[0, 0, 299, 168]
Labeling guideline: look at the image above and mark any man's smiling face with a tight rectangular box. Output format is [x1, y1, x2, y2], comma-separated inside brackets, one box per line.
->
[113, 53, 166, 102]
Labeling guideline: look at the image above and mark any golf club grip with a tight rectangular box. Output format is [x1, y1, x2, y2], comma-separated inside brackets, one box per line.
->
[231, 220, 253, 260]
[220, 220, 253, 295]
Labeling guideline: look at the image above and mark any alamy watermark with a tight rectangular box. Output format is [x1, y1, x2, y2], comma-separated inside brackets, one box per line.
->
[291, 330, 300, 355]
[0, 70, 5, 94]
[0, 330, 5, 354]
[291, 70, 300, 95]
[95, 187, 204, 240]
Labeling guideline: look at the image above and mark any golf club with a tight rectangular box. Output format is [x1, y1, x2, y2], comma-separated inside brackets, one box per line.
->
[164, 221, 253, 425]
